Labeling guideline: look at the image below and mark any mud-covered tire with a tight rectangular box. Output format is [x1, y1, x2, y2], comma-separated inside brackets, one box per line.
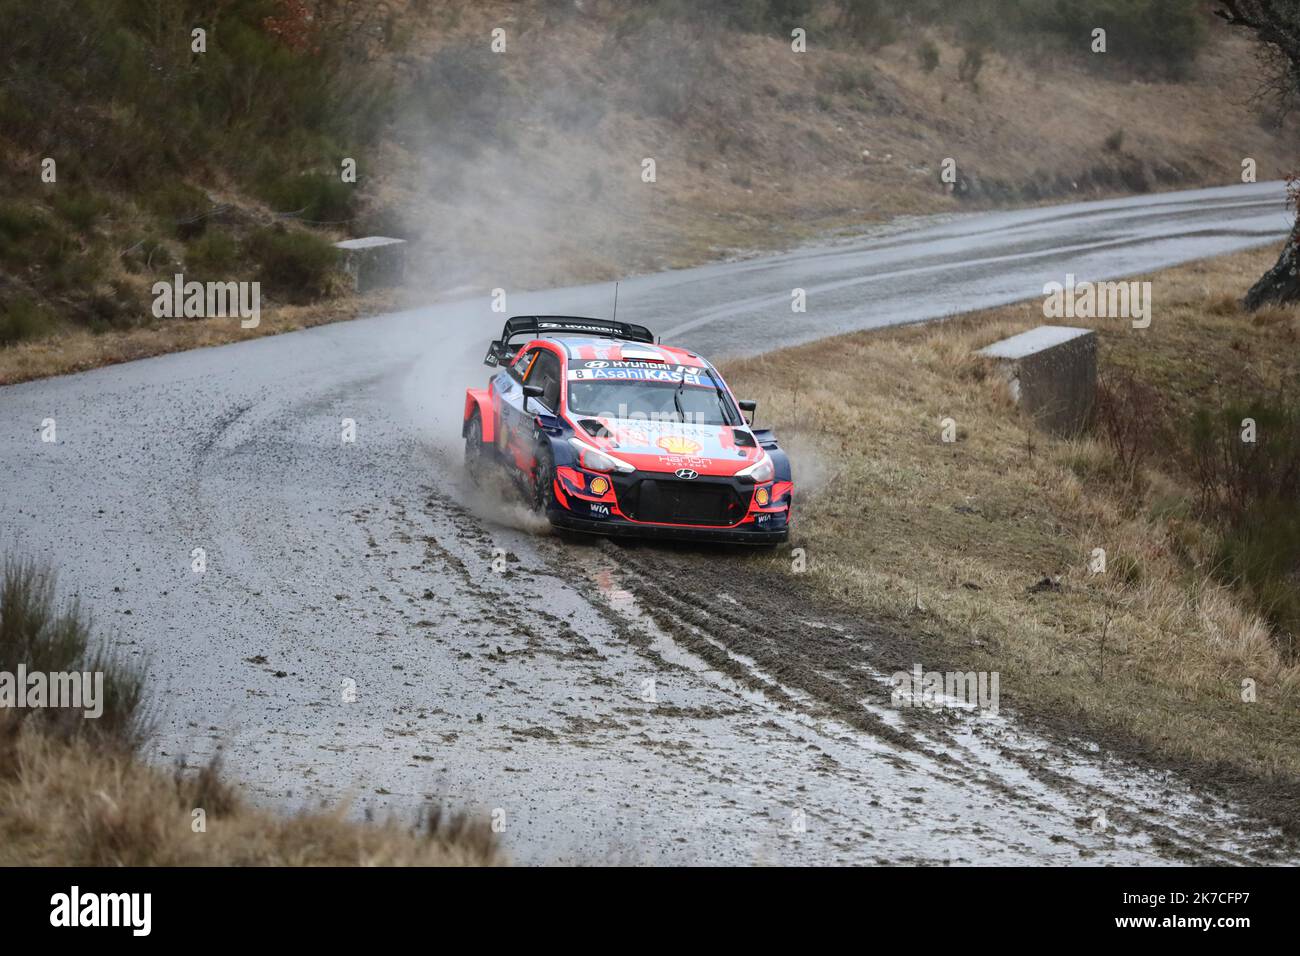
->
[464, 411, 485, 479]
[532, 444, 556, 514]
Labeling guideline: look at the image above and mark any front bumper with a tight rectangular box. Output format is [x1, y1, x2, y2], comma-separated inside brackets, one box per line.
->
[548, 510, 788, 544]
[549, 465, 791, 544]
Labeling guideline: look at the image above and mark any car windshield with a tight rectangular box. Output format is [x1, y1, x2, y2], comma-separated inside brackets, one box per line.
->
[567, 376, 739, 426]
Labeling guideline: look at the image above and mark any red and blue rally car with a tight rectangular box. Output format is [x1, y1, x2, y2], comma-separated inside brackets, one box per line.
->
[462, 316, 792, 543]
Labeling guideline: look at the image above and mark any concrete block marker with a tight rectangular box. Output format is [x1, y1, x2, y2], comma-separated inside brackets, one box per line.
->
[334, 236, 407, 293]
[977, 326, 1097, 436]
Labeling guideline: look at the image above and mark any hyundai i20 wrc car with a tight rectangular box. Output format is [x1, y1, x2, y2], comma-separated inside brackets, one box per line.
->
[462, 316, 792, 543]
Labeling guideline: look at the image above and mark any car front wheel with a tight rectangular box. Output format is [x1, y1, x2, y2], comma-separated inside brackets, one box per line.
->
[465, 412, 485, 479]
[532, 445, 556, 513]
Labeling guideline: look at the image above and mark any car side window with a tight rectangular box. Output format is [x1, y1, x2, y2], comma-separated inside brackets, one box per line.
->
[532, 351, 562, 412]
[509, 348, 539, 384]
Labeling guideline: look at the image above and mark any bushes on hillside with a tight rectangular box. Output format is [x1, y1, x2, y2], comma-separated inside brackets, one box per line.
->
[184, 231, 243, 280]
[0, 203, 68, 269]
[916, 39, 941, 72]
[246, 226, 339, 302]
[0, 297, 55, 346]
[0, 0, 390, 336]
[0, 0, 392, 188]
[258, 173, 357, 224]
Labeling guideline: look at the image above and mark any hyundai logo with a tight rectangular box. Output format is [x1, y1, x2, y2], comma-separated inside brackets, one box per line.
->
[675, 468, 698, 480]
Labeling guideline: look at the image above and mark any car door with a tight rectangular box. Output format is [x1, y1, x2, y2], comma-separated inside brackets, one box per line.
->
[497, 346, 552, 473]
[514, 349, 562, 473]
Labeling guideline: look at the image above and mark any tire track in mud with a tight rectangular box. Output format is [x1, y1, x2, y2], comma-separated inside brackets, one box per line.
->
[390, 478, 941, 858]
[391, 478, 906, 861]
[563, 540, 1280, 864]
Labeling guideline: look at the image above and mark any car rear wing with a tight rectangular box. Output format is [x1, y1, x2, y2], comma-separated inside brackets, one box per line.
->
[483, 315, 655, 367]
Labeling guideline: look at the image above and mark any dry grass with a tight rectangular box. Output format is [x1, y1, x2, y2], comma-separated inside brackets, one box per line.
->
[0, 722, 502, 865]
[723, 244, 1300, 781]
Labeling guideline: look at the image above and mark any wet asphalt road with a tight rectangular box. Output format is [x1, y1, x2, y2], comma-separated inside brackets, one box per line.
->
[1, 181, 1293, 863]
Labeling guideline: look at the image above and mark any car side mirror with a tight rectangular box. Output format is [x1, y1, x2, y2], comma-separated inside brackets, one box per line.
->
[738, 399, 757, 425]
[522, 382, 544, 412]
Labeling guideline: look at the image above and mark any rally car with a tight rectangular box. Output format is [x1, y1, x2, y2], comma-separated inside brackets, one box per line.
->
[462, 316, 792, 543]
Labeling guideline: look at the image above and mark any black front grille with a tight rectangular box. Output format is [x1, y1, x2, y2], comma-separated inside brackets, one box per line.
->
[615, 476, 747, 526]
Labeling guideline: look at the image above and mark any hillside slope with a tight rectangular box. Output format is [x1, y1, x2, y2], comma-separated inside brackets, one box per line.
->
[1, 0, 1296, 382]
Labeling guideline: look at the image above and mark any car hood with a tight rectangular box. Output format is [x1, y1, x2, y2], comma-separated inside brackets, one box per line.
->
[577, 416, 764, 477]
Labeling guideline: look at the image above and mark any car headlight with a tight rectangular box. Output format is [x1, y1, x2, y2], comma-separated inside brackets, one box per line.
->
[736, 453, 774, 483]
[569, 438, 634, 474]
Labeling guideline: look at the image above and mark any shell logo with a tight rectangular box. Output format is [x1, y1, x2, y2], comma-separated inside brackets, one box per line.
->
[589, 476, 610, 496]
[755, 487, 771, 506]
[656, 434, 702, 455]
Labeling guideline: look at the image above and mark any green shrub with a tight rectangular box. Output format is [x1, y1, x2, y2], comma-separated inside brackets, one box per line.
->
[144, 180, 210, 225]
[1215, 501, 1300, 652]
[958, 44, 986, 86]
[1190, 399, 1300, 520]
[1109, 551, 1143, 587]
[50, 189, 111, 232]
[822, 63, 875, 95]
[258, 173, 356, 223]
[246, 225, 339, 302]
[840, 0, 899, 48]
[767, 0, 812, 32]
[1188, 397, 1300, 656]
[0, 202, 64, 267]
[185, 231, 243, 279]
[0, 297, 55, 346]
[917, 38, 941, 72]
[86, 282, 140, 332]
[0, 202, 103, 291]
[121, 236, 177, 277]
[43, 245, 106, 293]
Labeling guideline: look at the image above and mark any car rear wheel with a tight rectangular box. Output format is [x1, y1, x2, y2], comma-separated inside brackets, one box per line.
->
[464, 411, 484, 479]
[532, 445, 556, 513]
